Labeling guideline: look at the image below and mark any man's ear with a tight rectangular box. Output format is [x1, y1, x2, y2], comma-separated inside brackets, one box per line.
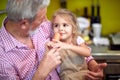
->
[20, 19, 29, 29]
[20, 19, 29, 25]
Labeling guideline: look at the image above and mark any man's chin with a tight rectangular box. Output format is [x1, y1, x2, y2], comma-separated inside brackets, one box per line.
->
[28, 28, 38, 36]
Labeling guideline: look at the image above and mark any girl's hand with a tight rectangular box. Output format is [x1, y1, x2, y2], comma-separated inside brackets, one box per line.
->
[52, 40, 72, 51]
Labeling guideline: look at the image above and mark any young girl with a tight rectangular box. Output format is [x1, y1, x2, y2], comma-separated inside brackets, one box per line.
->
[47, 9, 91, 80]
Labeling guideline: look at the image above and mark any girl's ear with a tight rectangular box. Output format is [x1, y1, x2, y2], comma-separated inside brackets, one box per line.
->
[72, 28, 76, 34]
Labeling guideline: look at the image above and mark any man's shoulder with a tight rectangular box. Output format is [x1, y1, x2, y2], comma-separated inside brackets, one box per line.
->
[38, 20, 52, 35]
[40, 20, 51, 27]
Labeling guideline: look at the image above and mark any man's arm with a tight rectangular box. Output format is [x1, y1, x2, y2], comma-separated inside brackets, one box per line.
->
[32, 48, 61, 80]
[88, 59, 98, 71]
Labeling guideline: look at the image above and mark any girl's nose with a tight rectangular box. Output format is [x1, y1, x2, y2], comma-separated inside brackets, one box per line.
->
[59, 26, 64, 31]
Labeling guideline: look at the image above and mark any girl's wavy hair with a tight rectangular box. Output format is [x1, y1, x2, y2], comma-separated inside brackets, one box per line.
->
[51, 9, 81, 45]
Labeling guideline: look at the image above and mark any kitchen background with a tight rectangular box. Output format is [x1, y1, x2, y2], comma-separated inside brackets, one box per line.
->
[0, 0, 120, 36]
[0, 0, 120, 79]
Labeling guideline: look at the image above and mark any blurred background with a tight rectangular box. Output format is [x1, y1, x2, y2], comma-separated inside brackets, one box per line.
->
[0, 0, 120, 79]
[47, 0, 120, 36]
[0, 0, 120, 36]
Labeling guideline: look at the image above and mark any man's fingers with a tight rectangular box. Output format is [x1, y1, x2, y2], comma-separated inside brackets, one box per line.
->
[47, 48, 55, 54]
[99, 63, 107, 70]
[86, 71, 102, 80]
[85, 74, 98, 80]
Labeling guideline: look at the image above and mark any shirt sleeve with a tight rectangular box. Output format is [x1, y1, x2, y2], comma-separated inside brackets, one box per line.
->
[76, 36, 85, 45]
[85, 56, 94, 64]
[39, 21, 53, 40]
[0, 59, 19, 80]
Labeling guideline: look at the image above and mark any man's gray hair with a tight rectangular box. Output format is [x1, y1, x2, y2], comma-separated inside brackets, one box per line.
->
[6, 0, 50, 22]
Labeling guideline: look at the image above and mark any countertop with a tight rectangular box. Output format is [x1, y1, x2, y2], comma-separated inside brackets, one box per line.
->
[90, 45, 120, 60]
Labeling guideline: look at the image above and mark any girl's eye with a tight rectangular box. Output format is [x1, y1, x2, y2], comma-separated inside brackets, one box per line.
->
[63, 24, 68, 27]
[53, 24, 59, 28]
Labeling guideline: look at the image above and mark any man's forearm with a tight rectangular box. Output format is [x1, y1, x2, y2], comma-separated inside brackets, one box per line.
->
[32, 68, 46, 80]
[32, 64, 48, 80]
[88, 59, 98, 72]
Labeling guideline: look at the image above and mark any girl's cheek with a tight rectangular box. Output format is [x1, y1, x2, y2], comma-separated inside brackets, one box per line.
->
[54, 28, 59, 32]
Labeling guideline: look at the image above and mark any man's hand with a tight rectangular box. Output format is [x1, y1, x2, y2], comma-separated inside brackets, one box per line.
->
[33, 48, 61, 80]
[85, 63, 107, 80]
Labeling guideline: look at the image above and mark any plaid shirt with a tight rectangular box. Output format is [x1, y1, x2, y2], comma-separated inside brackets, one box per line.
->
[0, 18, 60, 80]
[0, 18, 94, 80]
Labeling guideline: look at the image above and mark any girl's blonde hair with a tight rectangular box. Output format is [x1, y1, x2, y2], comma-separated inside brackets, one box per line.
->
[52, 9, 81, 45]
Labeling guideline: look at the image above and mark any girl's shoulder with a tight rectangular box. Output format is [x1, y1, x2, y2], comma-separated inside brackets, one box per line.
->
[76, 36, 85, 45]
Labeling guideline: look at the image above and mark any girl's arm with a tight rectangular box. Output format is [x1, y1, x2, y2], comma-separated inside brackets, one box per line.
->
[68, 42, 91, 57]
[52, 41, 90, 57]
[52, 35, 90, 57]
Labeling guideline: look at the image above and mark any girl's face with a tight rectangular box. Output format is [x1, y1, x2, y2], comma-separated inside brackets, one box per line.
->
[52, 15, 73, 42]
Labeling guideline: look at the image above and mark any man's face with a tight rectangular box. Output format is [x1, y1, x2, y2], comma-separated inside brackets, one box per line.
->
[28, 8, 47, 35]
